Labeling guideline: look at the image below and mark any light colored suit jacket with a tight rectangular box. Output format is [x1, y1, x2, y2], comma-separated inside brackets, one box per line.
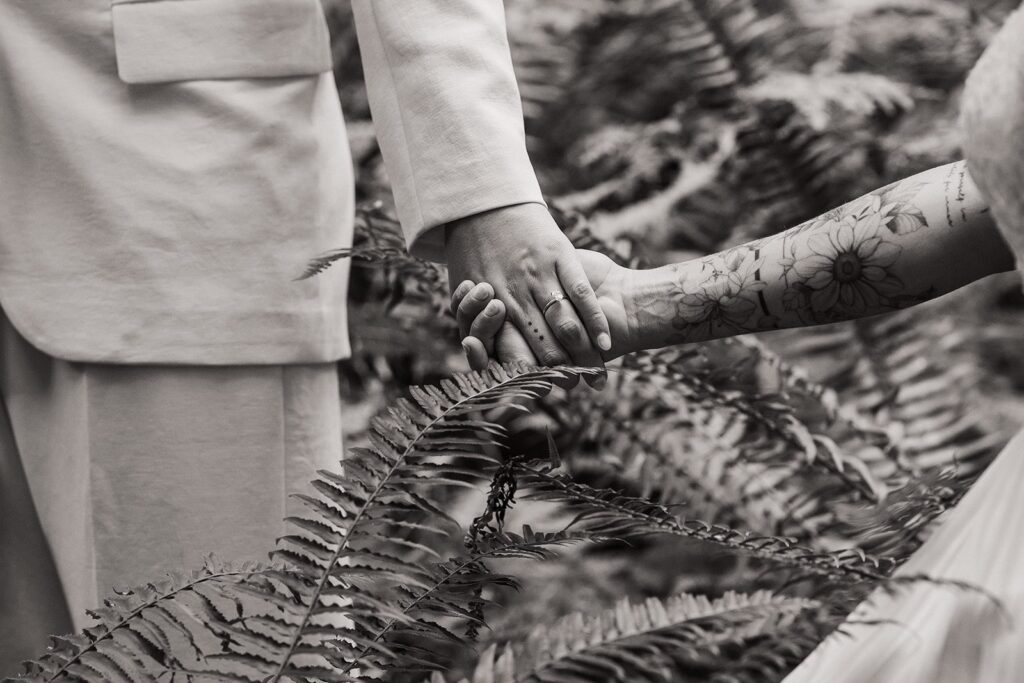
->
[0, 0, 542, 364]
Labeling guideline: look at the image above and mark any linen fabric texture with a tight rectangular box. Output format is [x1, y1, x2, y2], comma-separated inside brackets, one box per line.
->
[0, 313, 344, 630]
[0, 0, 544, 364]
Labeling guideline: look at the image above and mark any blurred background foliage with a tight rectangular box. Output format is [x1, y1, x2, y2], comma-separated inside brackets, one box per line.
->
[322, 0, 1024, 679]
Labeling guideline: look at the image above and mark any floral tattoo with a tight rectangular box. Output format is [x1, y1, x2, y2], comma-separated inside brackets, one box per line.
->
[632, 247, 770, 342]
[627, 164, 953, 346]
[780, 178, 930, 324]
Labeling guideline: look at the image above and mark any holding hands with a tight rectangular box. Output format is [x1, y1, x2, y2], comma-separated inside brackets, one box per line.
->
[444, 204, 624, 380]
[448, 161, 1013, 382]
[451, 247, 634, 371]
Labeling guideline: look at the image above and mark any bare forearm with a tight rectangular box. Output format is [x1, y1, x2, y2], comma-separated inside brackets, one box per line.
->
[623, 161, 1015, 351]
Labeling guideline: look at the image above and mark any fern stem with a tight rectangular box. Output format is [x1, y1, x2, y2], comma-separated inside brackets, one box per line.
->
[343, 536, 577, 674]
[523, 465, 892, 583]
[270, 436, 410, 680]
[271, 367, 563, 680]
[159, 668, 253, 682]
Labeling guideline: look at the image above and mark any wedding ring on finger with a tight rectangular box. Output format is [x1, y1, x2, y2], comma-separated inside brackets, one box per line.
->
[542, 291, 567, 317]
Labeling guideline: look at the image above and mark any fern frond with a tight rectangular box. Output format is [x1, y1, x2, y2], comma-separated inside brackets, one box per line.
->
[707, 612, 825, 683]
[830, 468, 961, 558]
[516, 590, 817, 682]
[776, 310, 1005, 479]
[734, 99, 852, 231]
[820, 1, 985, 90]
[519, 463, 895, 583]
[10, 559, 264, 683]
[724, 335, 902, 467]
[298, 206, 445, 294]
[744, 71, 915, 129]
[584, 141, 731, 245]
[252, 363, 596, 680]
[14, 365, 599, 682]
[459, 591, 816, 683]
[663, 0, 779, 108]
[625, 348, 888, 502]
[352, 526, 593, 678]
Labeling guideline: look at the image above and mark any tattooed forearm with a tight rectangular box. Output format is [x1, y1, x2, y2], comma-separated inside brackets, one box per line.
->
[622, 161, 1015, 352]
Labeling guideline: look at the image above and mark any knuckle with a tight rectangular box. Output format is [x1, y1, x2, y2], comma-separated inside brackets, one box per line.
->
[503, 283, 526, 306]
[571, 281, 591, 298]
[458, 297, 481, 314]
[556, 320, 580, 339]
[542, 351, 566, 366]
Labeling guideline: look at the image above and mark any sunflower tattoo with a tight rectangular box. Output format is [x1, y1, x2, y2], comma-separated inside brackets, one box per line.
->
[782, 178, 925, 321]
[793, 223, 903, 315]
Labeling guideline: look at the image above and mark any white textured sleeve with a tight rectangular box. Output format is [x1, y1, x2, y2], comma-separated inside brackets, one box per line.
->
[352, 0, 545, 262]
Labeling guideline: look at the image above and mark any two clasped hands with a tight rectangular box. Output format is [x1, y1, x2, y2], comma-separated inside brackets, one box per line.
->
[446, 203, 633, 382]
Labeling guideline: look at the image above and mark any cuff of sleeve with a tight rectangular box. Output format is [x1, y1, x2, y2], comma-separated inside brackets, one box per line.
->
[404, 196, 547, 264]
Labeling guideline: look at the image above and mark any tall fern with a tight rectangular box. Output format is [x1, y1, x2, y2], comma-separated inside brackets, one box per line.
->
[12, 365, 600, 681]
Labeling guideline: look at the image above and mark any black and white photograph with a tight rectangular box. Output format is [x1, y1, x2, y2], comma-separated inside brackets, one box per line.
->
[2, 0, 1024, 681]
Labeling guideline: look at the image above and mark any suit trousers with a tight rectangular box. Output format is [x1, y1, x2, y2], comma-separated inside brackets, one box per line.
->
[0, 314, 343, 667]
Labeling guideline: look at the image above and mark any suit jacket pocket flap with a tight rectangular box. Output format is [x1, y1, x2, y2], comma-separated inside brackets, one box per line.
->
[112, 0, 333, 84]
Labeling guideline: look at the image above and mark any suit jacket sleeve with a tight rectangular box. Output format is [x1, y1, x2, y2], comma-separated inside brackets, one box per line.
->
[352, 0, 545, 262]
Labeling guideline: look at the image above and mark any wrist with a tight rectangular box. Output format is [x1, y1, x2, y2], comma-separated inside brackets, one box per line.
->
[620, 261, 698, 353]
[617, 267, 641, 356]
[444, 203, 551, 248]
[620, 265, 663, 355]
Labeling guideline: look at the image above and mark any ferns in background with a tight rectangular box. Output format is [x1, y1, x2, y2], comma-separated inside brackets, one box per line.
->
[4, 363, 866, 680]
[451, 591, 820, 683]
[13, 355, 984, 680]
[9, 362, 917, 681]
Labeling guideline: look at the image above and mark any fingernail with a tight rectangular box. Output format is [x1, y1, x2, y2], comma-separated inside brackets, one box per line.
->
[484, 301, 500, 316]
[598, 333, 612, 351]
